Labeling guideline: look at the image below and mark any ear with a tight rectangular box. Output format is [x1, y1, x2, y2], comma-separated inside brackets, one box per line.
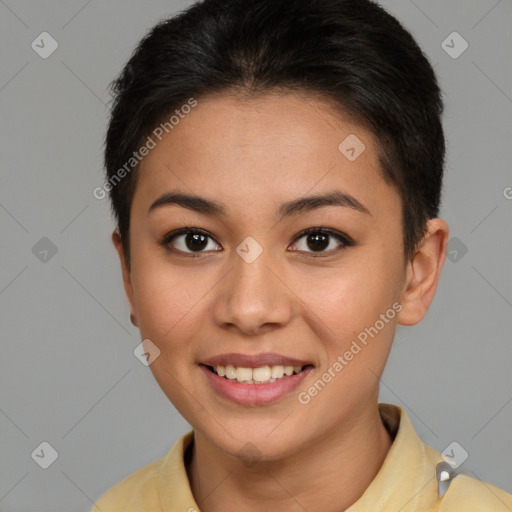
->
[112, 229, 138, 327]
[397, 218, 449, 326]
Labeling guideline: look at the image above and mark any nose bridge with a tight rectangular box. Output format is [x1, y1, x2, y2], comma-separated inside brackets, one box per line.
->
[213, 240, 291, 333]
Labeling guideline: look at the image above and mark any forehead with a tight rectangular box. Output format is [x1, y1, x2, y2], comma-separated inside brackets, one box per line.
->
[133, 91, 400, 223]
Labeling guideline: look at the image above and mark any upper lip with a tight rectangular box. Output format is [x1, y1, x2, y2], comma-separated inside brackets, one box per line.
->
[201, 352, 312, 368]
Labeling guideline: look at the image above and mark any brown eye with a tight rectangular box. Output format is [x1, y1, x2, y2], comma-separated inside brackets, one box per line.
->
[183, 232, 209, 251]
[305, 232, 330, 251]
[290, 228, 353, 255]
[161, 228, 221, 255]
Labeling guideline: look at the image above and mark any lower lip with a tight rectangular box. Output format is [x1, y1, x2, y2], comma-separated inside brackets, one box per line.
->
[200, 365, 313, 406]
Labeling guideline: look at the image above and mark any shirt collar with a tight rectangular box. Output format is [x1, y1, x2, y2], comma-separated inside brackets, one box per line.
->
[157, 404, 441, 511]
[158, 429, 198, 511]
[348, 403, 441, 511]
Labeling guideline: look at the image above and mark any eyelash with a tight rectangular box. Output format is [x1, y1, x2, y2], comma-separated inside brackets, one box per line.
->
[158, 227, 354, 258]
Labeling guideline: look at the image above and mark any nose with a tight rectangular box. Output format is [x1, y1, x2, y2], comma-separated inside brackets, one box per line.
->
[212, 246, 293, 336]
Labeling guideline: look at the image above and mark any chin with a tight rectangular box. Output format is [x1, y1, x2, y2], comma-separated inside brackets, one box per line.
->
[197, 413, 315, 464]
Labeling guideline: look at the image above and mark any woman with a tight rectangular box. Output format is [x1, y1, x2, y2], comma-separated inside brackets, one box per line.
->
[92, 0, 512, 510]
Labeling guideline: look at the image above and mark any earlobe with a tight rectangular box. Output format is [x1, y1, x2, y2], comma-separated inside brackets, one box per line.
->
[112, 229, 138, 327]
[397, 218, 449, 326]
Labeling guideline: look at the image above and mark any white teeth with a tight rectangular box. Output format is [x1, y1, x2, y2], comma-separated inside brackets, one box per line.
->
[271, 365, 285, 379]
[252, 366, 271, 383]
[225, 364, 237, 380]
[210, 364, 305, 383]
[236, 367, 253, 383]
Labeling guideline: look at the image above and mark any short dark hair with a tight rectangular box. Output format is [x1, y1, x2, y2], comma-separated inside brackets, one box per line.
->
[105, 0, 445, 264]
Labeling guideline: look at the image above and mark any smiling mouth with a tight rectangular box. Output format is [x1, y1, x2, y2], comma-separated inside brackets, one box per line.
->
[203, 364, 314, 384]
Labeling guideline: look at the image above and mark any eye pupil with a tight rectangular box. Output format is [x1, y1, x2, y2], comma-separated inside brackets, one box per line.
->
[186, 233, 208, 251]
[308, 233, 329, 251]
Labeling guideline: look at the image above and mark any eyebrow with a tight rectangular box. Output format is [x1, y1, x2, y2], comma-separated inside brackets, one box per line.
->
[148, 189, 371, 219]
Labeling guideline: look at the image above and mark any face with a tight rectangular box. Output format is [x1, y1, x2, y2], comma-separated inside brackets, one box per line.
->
[117, 91, 413, 460]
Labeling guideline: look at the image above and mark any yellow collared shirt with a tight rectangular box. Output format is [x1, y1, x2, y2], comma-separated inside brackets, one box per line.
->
[91, 404, 512, 511]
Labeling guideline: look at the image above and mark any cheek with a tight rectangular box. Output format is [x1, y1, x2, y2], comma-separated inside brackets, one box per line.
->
[303, 258, 396, 333]
[300, 255, 402, 387]
[129, 262, 203, 402]
[130, 255, 205, 345]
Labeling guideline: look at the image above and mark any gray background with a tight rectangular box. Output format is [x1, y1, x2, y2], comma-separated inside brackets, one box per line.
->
[0, 0, 511, 510]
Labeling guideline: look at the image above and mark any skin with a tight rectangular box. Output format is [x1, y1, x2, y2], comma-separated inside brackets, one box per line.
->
[112, 91, 449, 512]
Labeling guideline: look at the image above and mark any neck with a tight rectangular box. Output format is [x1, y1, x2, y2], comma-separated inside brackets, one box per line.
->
[187, 402, 393, 512]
